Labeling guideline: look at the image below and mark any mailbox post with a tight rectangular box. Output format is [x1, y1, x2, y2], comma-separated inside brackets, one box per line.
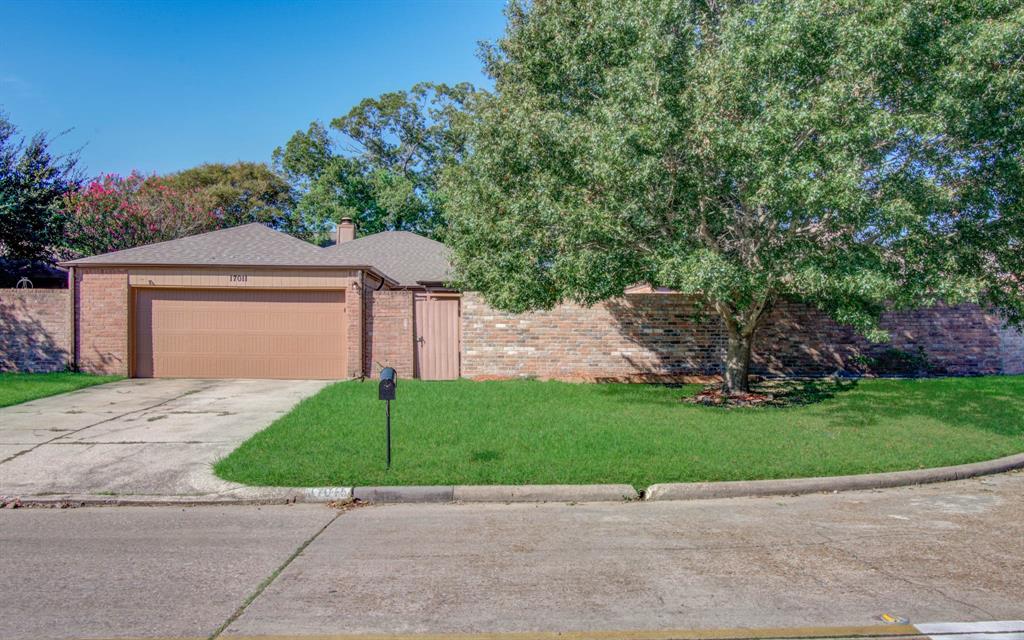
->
[378, 367, 397, 469]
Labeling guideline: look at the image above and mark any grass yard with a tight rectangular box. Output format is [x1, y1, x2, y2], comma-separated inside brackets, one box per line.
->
[0, 372, 123, 408]
[214, 376, 1024, 490]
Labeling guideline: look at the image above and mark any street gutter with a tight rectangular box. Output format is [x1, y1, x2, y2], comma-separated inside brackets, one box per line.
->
[5, 452, 1023, 508]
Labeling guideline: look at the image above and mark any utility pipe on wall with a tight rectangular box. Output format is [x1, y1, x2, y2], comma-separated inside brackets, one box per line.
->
[67, 266, 76, 370]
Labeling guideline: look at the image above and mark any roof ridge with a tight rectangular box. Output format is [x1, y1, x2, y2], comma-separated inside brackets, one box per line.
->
[104, 222, 267, 256]
[331, 229, 447, 248]
[253, 224, 323, 251]
[58, 222, 450, 286]
[61, 222, 324, 267]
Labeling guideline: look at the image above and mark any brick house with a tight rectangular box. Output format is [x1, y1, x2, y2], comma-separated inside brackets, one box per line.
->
[1, 220, 1022, 380]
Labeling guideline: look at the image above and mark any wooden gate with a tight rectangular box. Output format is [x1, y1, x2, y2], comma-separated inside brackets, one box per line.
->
[414, 294, 460, 380]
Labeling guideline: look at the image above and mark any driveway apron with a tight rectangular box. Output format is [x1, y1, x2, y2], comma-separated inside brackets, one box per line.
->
[0, 378, 328, 497]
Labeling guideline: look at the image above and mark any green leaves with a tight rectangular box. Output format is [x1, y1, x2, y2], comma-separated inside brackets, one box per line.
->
[0, 114, 81, 260]
[442, 0, 1024, 388]
[160, 161, 296, 233]
[276, 82, 479, 240]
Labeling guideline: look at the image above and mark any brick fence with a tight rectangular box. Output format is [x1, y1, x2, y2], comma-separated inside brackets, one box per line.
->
[0, 289, 71, 373]
[999, 323, 1024, 375]
[461, 293, 1024, 380]
[363, 289, 415, 379]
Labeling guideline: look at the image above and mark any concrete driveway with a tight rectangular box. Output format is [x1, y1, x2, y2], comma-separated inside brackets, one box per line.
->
[0, 378, 328, 498]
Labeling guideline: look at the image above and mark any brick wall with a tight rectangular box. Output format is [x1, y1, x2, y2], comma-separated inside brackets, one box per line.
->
[0, 289, 71, 372]
[363, 289, 414, 379]
[754, 301, 1007, 376]
[998, 321, 1024, 375]
[462, 293, 1024, 380]
[75, 269, 129, 376]
[462, 293, 723, 379]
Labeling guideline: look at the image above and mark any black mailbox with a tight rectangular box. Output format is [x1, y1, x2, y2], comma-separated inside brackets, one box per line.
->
[379, 367, 397, 400]
[378, 367, 397, 469]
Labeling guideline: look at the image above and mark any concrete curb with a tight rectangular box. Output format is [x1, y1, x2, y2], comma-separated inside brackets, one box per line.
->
[3, 494, 304, 508]
[4, 484, 639, 507]
[302, 487, 355, 502]
[2, 487, 353, 508]
[352, 485, 454, 503]
[454, 484, 638, 502]
[644, 452, 1024, 501]
[351, 484, 639, 504]
[7, 453, 1022, 507]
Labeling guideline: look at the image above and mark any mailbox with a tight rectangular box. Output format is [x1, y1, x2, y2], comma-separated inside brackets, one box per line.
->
[379, 367, 397, 400]
[378, 367, 397, 469]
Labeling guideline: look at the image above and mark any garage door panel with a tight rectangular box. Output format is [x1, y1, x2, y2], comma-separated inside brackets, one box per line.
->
[134, 289, 347, 379]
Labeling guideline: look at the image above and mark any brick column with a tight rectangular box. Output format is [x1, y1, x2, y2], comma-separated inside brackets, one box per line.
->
[75, 269, 130, 376]
[364, 289, 415, 379]
[346, 276, 364, 378]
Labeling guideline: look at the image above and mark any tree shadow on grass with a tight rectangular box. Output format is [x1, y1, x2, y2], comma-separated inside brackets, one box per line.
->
[818, 377, 1024, 438]
[753, 378, 860, 407]
[591, 376, 1024, 441]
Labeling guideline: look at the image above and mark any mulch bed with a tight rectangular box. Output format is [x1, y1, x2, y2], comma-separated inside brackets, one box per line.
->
[684, 377, 856, 407]
[685, 387, 779, 407]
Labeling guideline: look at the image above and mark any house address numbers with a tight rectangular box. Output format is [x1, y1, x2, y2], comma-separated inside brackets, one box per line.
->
[129, 271, 351, 288]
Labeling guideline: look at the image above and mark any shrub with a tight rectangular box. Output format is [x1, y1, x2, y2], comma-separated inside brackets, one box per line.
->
[852, 347, 937, 377]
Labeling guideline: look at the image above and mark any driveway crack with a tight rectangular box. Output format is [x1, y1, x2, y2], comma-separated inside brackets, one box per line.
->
[0, 386, 203, 466]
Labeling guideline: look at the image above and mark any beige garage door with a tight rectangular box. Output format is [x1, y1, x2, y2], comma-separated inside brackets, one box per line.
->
[134, 289, 347, 379]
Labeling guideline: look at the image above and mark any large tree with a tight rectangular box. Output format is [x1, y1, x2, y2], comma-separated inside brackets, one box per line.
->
[442, 0, 1024, 394]
[159, 161, 299, 234]
[275, 82, 476, 240]
[0, 113, 82, 259]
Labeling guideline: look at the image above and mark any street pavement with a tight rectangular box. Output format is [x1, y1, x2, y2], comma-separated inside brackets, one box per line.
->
[1, 471, 1022, 639]
[0, 504, 338, 639]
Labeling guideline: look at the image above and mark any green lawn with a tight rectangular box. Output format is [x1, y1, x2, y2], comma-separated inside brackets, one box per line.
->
[0, 372, 123, 408]
[214, 376, 1024, 489]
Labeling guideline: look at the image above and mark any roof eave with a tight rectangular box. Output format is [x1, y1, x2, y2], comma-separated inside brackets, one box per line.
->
[60, 261, 399, 287]
[415, 280, 455, 288]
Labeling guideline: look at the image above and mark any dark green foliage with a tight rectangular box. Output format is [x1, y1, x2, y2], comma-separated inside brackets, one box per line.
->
[275, 82, 477, 240]
[159, 162, 299, 234]
[851, 347, 937, 377]
[0, 114, 82, 259]
[442, 0, 1024, 393]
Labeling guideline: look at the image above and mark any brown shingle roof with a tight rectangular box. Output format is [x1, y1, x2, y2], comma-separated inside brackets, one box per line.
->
[328, 231, 451, 286]
[60, 223, 452, 287]
[61, 223, 339, 268]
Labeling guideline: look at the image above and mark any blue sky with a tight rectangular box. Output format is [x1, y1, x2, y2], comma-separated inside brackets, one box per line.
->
[1, 0, 506, 176]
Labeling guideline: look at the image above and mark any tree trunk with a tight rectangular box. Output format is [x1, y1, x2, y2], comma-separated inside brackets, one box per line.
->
[723, 329, 753, 395]
[713, 296, 771, 396]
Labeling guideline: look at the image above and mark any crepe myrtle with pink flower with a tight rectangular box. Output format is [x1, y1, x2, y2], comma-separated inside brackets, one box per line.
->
[60, 162, 299, 258]
[61, 172, 215, 258]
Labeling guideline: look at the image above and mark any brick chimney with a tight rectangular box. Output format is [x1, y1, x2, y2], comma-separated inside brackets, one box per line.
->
[338, 217, 357, 243]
